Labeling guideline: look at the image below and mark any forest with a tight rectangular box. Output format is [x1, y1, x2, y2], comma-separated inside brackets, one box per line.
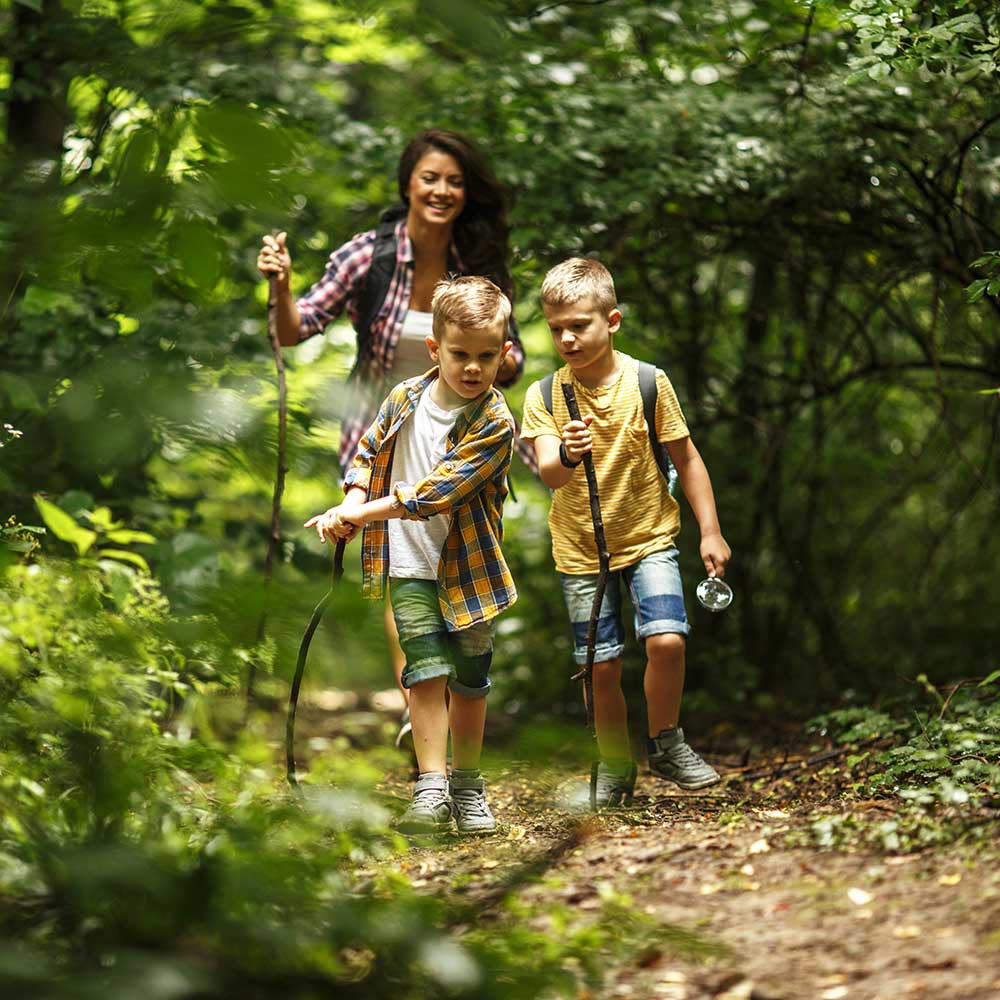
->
[1, 1, 998, 997]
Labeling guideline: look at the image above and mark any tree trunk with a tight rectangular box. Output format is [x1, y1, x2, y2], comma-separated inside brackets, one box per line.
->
[2, 0, 69, 332]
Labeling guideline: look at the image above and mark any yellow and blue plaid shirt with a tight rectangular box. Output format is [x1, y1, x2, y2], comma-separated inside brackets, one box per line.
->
[343, 370, 517, 631]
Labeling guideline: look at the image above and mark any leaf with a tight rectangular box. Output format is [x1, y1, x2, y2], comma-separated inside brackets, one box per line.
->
[868, 61, 892, 80]
[34, 496, 97, 556]
[0, 372, 43, 413]
[978, 669, 1000, 687]
[98, 549, 150, 572]
[14, 0, 43, 11]
[966, 278, 988, 302]
[105, 529, 156, 545]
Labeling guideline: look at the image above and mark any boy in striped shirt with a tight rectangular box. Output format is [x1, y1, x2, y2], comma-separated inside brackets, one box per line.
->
[520, 258, 731, 807]
[306, 276, 517, 834]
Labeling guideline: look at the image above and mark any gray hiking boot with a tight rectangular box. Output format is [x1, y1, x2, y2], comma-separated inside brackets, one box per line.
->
[647, 727, 720, 790]
[449, 769, 496, 834]
[593, 758, 638, 809]
[397, 772, 454, 833]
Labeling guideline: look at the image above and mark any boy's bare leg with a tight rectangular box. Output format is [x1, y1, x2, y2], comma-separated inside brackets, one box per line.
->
[448, 690, 487, 771]
[592, 657, 630, 760]
[408, 675, 449, 773]
[643, 633, 686, 736]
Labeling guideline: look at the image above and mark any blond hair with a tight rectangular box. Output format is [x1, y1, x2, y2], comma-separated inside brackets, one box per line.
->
[540, 257, 617, 314]
[431, 275, 511, 341]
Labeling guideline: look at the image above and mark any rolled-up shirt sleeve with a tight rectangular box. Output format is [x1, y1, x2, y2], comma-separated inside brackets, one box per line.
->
[295, 231, 374, 342]
[343, 392, 394, 494]
[391, 417, 514, 520]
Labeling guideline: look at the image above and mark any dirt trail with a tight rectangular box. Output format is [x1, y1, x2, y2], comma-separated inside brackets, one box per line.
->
[296, 696, 1000, 999]
[385, 766, 1000, 1000]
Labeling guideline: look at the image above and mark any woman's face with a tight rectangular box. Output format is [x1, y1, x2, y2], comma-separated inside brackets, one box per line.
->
[406, 149, 466, 229]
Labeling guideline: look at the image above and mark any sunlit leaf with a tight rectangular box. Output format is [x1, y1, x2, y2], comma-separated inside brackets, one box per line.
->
[34, 496, 97, 556]
[98, 548, 150, 572]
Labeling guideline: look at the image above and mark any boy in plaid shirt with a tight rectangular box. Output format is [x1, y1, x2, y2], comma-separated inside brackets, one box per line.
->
[306, 276, 516, 834]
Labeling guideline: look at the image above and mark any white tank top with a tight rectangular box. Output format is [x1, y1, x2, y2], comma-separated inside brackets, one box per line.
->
[391, 309, 434, 383]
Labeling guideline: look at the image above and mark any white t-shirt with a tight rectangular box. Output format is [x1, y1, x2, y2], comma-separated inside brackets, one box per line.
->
[391, 309, 434, 383]
[388, 381, 468, 579]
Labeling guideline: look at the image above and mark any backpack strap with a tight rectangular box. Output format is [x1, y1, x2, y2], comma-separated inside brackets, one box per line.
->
[637, 360, 678, 496]
[540, 372, 555, 415]
[354, 216, 399, 351]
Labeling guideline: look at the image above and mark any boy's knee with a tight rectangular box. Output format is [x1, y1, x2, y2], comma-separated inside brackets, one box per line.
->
[645, 632, 685, 663]
[592, 659, 623, 685]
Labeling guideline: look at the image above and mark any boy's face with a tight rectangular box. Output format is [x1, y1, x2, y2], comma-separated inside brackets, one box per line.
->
[426, 320, 512, 406]
[543, 297, 621, 376]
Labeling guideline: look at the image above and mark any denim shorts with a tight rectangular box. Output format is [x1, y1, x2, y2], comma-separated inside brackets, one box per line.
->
[558, 547, 690, 665]
[390, 578, 494, 698]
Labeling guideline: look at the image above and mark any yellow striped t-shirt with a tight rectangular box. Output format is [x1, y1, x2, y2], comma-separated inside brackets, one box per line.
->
[520, 353, 689, 575]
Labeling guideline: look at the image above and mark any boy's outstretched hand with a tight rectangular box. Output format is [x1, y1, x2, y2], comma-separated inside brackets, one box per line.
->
[304, 504, 362, 544]
[699, 531, 731, 580]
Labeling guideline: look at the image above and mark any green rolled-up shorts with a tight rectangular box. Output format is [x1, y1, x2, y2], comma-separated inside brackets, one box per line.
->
[390, 578, 494, 699]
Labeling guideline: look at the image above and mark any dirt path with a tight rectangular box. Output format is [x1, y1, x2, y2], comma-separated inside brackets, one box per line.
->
[379, 765, 1000, 999]
[296, 696, 1000, 999]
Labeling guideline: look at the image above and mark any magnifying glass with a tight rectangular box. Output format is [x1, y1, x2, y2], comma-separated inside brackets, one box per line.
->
[696, 576, 733, 612]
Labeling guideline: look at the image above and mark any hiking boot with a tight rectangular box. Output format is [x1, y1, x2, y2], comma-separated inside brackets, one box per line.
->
[647, 727, 720, 790]
[450, 769, 496, 834]
[593, 758, 638, 809]
[397, 772, 453, 833]
[394, 706, 413, 752]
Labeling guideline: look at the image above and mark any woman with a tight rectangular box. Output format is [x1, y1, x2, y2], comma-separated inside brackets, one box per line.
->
[257, 129, 524, 745]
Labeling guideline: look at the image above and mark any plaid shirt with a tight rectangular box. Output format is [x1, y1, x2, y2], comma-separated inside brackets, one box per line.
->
[294, 217, 526, 477]
[343, 371, 517, 631]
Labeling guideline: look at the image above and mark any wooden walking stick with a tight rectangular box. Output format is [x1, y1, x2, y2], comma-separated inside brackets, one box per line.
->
[247, 262, 289, 708]
[561, 382, 611, 810]
[286, 538, 346, 790]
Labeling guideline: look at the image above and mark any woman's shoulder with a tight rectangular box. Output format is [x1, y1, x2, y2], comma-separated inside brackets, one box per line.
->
[325, 226, 378, 268]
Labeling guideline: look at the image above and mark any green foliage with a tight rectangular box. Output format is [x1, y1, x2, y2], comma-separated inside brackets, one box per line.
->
[798, 676, 1000, 852]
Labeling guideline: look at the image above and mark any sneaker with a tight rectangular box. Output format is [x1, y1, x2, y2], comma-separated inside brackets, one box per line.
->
[397, 772, 453, 833]
[647, 727, 720, 790]
[449, 769, 496, 834]
[394, 706, 413, 751]
[593, 758, 637, 808]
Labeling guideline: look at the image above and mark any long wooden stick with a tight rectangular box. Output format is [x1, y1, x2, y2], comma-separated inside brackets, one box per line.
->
[561, 383, 610, 728]
[561, 384, 612, 810]
[286, 539, 346, 790]
[246, 271, 289, 707]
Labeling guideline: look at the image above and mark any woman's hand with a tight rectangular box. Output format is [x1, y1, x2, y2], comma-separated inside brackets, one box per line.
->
[257, 232, 291, 292]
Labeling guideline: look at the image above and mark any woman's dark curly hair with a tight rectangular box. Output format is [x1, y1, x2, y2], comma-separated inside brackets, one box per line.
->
[396, 129, 514, 299]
